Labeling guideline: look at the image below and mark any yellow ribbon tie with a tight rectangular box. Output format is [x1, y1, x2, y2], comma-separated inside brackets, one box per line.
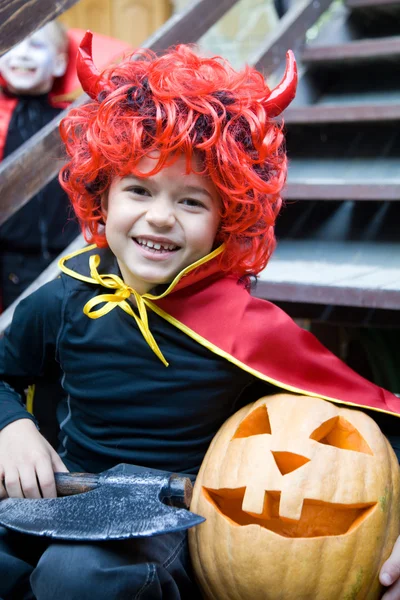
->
[83, 255, 169, 367]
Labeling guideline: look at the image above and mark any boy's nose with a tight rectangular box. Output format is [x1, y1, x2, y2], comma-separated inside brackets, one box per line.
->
[145, 200, 176, 228]
[10, 40, 30, 58]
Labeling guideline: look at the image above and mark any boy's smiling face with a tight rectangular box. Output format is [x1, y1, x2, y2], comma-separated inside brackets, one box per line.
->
[101, 153, 221, 295]
[0, 24, 67, 95]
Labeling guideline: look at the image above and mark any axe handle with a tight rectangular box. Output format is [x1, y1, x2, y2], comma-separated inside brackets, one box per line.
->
[55, 473, 100, 496]
[54, 472, 193, 509]
[162, 474, 193, 509]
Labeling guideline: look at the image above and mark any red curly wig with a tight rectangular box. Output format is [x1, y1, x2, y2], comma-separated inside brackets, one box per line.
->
[59, 42, 294, 277]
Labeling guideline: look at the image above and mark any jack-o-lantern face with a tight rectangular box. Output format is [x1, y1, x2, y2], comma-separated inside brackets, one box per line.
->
[189, 394, 400, 600]
[205, 404, 376, 538]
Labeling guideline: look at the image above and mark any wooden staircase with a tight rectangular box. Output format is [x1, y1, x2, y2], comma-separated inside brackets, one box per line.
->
[257, 0, 400, 323]
[1, 0, 399, 338]
[0, 0, 333, 333]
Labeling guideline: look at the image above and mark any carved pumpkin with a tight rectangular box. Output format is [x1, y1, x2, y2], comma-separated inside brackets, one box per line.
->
[189, 394, 400, 600]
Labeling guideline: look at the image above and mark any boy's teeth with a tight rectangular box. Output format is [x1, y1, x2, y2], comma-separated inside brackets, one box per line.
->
[12, 67, 35, 73]
[136, 238, 177, 251]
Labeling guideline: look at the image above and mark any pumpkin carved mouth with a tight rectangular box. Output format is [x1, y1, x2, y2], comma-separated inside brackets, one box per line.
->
[203, 487, 376, 538]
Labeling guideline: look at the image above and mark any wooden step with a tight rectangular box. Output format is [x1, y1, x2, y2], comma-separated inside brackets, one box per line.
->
[302, 36, 400, 64]
[284, 103, 400, 124]
[285, 154, 400, 200]
[284, 181, 400, 200]
[346, 0, 400, 8]
[256, 240, 400, 309]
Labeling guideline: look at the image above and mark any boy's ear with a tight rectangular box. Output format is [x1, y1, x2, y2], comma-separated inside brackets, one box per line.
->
[52, 52, 68, 78]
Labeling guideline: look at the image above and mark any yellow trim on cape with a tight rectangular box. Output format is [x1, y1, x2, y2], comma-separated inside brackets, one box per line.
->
[58, 243, 225, 366]
[58, 243, 224, 297]
[145, 300, 397, 418]
[58, 244, 397, 417]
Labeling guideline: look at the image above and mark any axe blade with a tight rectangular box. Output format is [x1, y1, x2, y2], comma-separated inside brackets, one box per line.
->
[0, 464, 205, 541]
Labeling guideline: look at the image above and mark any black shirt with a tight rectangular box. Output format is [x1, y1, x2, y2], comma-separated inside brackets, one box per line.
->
[0, 93, 79, 253]
[1, 248, 398, 475]
[0, 258, 255, 475]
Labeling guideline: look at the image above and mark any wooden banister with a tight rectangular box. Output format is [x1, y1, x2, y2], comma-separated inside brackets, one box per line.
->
[0, 0, 80, 58]
[252, 0, 334, 73]
[0, 235, 85, 333]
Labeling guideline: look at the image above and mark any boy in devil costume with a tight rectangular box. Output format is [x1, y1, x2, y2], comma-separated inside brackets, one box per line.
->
[0, 21, 80, 310]
[0, 32, 399, 599]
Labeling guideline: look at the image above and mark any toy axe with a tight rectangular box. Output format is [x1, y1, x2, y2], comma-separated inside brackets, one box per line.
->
[0, 463, 204, 541]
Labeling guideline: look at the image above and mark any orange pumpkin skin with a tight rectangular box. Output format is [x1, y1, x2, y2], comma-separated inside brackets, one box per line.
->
[189, 394, 400, 600]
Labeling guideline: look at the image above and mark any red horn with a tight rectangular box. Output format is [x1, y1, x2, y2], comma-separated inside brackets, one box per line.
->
[77, 30, 112, 100]
[264, 50, 297, 117]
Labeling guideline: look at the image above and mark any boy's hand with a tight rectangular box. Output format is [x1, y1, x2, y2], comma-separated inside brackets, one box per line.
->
[380, 536, 400, 599]
[0, 418, 68, 499]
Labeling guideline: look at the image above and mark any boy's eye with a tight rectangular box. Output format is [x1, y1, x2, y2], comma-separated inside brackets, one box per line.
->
[181, 198, 205, 208]
[30, 40, 46, 49]
[127, 186, 150, 196]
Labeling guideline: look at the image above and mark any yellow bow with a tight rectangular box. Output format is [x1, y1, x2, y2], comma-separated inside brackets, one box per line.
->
[83, 255, 168, 367]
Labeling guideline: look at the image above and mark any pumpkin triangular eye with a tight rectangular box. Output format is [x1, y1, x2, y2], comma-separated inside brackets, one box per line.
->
[232, 406, 271, 439]
[310, 417, 373, 455]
